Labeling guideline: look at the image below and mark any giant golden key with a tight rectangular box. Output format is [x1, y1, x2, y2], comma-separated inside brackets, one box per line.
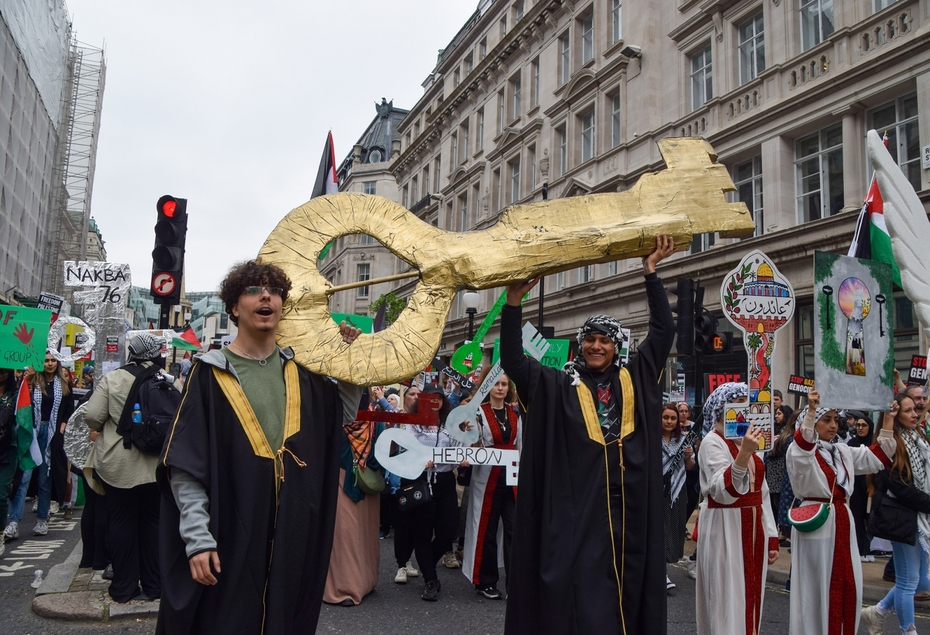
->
[259, 137, 754, 385]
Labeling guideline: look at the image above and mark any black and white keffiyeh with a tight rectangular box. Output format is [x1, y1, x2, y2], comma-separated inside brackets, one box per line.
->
[902, 428, 930, 555]
[702, 382, 748, 435]
[33, 376, 62, 475]
[662, 434, 689, 504]
[575, 315, 626, 368]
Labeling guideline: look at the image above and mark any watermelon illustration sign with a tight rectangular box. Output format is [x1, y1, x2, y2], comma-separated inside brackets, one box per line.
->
[813, 251, 894, 411]
[720, 250, 795, 450]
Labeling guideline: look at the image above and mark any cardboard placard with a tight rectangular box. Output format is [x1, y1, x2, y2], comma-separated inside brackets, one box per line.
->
[908, 356, 928, 386]
[705, 373, 747, 396]
[787, 375, 815, 395]
[0, 306, 53, 370]
[813, 252, 894, 411]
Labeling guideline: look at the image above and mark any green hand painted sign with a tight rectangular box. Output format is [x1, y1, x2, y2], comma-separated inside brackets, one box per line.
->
[330, 313, 374, 333]
[0, 306, 53, 370]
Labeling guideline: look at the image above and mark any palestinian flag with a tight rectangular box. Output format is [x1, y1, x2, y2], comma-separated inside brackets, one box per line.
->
[848, 134, 902, 287]
[171, 326, 202, 352]
[313, 132, 339, 260]
[16, 379, 41, 471]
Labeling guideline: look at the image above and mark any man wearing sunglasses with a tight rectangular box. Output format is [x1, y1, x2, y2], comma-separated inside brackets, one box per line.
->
[156, 259, 362, 635]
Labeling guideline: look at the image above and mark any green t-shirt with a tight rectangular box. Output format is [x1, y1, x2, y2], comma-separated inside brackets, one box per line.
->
[222, 347, 286, 451]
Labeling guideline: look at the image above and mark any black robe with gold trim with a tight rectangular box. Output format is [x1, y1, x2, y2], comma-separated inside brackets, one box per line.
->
[155, 350, 342, 635]
[501, 272, 673, 635]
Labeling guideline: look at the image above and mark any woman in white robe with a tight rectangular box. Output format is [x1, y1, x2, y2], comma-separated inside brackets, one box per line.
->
[696, 382, 780, 635]
[462, 373, 522, 599]
[786, 390, 894, 635]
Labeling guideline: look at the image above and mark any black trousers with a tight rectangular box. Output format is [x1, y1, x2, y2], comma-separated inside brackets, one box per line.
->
[100, 479, 160, 602]
[79, 475, 110, 570]
[403, 471, 458, 582]
[477, 479, 515, 587]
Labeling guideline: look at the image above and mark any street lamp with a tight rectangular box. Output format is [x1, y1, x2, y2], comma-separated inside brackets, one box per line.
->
[462, 291, 480, 340]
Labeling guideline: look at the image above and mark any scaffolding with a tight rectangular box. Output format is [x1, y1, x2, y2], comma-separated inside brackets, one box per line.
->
[42, 38, 106, 299]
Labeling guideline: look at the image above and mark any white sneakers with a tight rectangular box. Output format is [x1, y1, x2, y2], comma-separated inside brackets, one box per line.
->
[33, 520, 48, 536]
[441, 551, 461, 569]
[3, 521, 18, 541]
[666, 576, 676, 590]
[394, 561, 420, 584]
[860, 554, 876, 563]
[860, 605, 886, 635]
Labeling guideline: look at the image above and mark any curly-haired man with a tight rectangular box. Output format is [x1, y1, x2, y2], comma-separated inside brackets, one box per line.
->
[156, 260, 362, 635]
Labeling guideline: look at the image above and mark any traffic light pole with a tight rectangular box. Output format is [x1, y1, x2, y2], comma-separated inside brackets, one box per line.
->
[159, 304, 170, 330]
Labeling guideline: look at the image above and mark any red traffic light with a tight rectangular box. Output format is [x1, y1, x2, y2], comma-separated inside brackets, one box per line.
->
[157, 195, 182, 219]
[162, 199, 177, 217]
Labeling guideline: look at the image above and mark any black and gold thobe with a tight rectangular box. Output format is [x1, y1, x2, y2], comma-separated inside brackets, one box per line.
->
[155, 350, 342, 635]
[501, 272, 674, 635]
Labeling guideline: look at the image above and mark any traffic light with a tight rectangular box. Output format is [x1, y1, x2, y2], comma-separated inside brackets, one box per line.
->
[710, 331, 734, 355]
[150, 195, 188, 305]
[668, 278, 695, 355]
[694, 309, 718, 354]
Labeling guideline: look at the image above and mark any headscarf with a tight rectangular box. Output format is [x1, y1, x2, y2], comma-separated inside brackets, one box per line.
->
[846, 411, 874, 447]
[799, 405, 850, 488]
[128, 333, 161, 362]
[575, 315, 626, 369]
[702, 382, 748, 435]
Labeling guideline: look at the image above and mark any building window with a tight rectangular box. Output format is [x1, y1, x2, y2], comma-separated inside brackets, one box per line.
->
[356, 264, 370, 298]
[608, 261, 618, 276]
[464, 53, 473, 74]
[360, 234, 376, 245]
[402, 184, 409, 208]
[612, 0, 622, 44]
[492, 168, 501, 211]
[690, 232, 715, 254]
[528, 145, 537, 190]
[411, 176, 419, 202]
[560, 34, 571, 84]
[611, 94, 621, 148]
[434, 157, 441, 191]
[459, 194, 468, 231]
[581, 110, 595, 163]
[581, 13, 594, 64]
[690, 44, 713, 111]
[511, 74, 521, 120]
[514, 0, 524, 21]
[501, 16, 508, 38]
[450, 132, 458, 167]
[738, 12, 765, 85]
[800, 0, 834, 52]
[868, 93, 920, 191]
[874, 0, 898, 10]
[795, 122, 844, 222]
[480, 38, 488, 58]
[580, 264, 594, 283]
[796, 304, 815, 377]
[733, 156, 764, 236]
[556, 271, 564, 290]
[509, 157, 521, 203]
[557, 125, 567, 176]
[531, 58, 540, 107]
[498, 89, 506, 133]
[453, 69, 460, 87]
[363, 181, 376, 195]
[477, 108, 485, 151]
[422, 166, 430, 194]
[461, 122, 470, 162]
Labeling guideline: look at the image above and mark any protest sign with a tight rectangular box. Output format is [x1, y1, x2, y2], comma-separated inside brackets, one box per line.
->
[787, 375, 815, 395]
[908, 356, 928, 386]
[0, 305, 53, 370]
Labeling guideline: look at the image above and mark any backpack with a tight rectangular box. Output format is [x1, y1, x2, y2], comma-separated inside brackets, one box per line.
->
[0, 394, 14, 461]
[117, 363, 182, 456]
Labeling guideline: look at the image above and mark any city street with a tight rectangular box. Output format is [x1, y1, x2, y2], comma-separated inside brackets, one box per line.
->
[4, 506, 930, 634]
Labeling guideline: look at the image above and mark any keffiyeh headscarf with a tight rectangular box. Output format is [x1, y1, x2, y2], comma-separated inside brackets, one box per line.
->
[574, 315, 626, 368]
[800, 406, 850, 489]
[702, 382, 748, 435]
[128, 333, 161, 362]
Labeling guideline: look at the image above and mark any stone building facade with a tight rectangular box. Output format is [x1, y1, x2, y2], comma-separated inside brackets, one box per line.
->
[338, 0, 930, 401]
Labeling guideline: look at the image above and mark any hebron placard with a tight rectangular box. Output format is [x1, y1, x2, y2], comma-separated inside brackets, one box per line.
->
[813, 251, 894, 411]
[720, 250, 795, 452]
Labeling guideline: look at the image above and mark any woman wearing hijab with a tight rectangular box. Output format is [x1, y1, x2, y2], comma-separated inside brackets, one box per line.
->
[786, 391, 894, 635]
[695, 382, 779, 635]
[846, 411, 876, 562]
[862, 393, 930, 635]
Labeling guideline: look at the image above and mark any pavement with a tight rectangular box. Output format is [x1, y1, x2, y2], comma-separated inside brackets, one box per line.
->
[28, 514, 920, 623]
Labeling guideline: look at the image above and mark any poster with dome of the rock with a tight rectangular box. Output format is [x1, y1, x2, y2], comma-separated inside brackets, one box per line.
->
[720, 250, 795, 451]
[813, 251, 894, 411]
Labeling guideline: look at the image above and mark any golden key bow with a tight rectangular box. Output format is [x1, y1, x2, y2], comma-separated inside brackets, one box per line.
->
[259, 138, 754, 385]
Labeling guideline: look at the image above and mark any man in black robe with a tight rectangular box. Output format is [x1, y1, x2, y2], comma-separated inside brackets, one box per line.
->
[501, 235, 675, 635]
[156, 261, 361, 634]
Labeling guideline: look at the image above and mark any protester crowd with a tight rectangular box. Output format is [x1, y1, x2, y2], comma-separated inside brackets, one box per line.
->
[0, 248, 928, 635]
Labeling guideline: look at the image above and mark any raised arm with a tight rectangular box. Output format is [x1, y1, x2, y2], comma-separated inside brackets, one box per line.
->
[633, 235, 676, 379]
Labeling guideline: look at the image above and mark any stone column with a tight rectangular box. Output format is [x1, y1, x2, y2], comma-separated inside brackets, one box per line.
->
[760, 135, 795, 232]
[841, 108, 865, 213]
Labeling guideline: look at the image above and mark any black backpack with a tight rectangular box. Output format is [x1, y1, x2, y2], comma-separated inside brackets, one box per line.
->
[117, 363, 182, 456]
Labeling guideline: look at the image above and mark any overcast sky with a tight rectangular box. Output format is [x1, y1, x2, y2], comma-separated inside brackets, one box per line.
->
[64, 0, 479, 293]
